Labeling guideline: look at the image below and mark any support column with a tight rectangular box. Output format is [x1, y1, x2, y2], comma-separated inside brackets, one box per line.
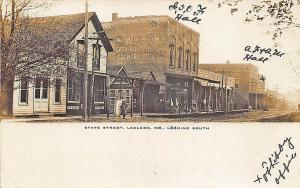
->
[106, 75, 110, 118]
[204, 86, 207, 112]
[208, 86, 213, 110]
[215, 88, 218, 111]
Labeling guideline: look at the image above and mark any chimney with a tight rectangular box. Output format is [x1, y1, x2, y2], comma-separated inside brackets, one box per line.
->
[112, 13, 118, 21]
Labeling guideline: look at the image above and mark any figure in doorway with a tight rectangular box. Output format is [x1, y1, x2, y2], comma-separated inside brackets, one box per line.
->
[121, 101, 127, 119]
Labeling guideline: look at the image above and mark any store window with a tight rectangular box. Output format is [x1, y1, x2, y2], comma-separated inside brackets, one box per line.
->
[94, 77, 105, 102]
[68, 75, 81, 102]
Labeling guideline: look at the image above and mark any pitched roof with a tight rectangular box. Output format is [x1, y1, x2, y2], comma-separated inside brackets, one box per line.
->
[107, 65, 124, 76]
[27, 12, 113, 52]
[127, 71, 156, 81]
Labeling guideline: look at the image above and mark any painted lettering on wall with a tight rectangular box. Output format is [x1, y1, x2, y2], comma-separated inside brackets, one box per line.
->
[169, 1, 207, 24]
[115, 33, 167, 60]
[115, 33, 167, 45]
[117, 50, 166, 60]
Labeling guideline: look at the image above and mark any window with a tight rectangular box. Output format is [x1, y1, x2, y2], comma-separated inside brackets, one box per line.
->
[169, 43, 175, 66]
[20, 77, 28, 103]
[55, 79, 62, 103]
[93, 44, 101, 70]
[126, 90, 130, 103]
[77, 40, 85, 68]
[234, 78, 239, 89]
[118, 89, 123, 99]
[193, 53, 197, 71]
[178, 47, 183, 68]
[186, 50, 190, 70]
[94, 76, 105, 102]
[110, 90, 115, 98]
[68, 75, 81, 102]
[35, 78, 48, 99]
[110, 90, 115, 105]
[185, 81, 189, 87]
[42, 78, 48, 99]
[35, 78, 41, 99]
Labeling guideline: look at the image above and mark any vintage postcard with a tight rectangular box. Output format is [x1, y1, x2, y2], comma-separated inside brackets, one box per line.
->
[0, 0, 300, 187]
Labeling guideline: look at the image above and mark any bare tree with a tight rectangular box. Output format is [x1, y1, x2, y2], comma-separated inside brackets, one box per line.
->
[217, 0, 300, 41]
[0, 0, 68, 116]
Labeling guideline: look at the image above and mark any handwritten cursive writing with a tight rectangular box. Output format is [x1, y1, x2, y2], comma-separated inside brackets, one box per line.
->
[243, 45, 285, 63]
[169, 1, 207, 24]
[253, 137, 296, 184]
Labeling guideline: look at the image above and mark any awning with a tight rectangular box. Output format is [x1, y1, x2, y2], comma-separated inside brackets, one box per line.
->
[194, 78, 208, 86]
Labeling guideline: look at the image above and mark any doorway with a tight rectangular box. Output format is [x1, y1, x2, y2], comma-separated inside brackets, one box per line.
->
[34, 78, 49, 113]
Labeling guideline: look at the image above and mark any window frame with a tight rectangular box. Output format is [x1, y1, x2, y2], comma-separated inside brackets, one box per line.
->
[193, 53, 197, 72]
[77, 40, 85, 68]
[93, 44, 101, 70]
[34, 77, 49, 100]
[125, 89, 130, 104]
[94, 77, 105, 103]
[169, 43, 175, 66]
[54, 79, 62, 104]
[19, 77, 29, 105]
[234, 78, 239, 89]
[178, 47, 183, 68]
[68, 75, 81, 103]
[41, 78, 49, 99]
[186, 50, 190, 70]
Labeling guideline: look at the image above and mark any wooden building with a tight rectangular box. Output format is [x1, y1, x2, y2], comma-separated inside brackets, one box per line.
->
[127, 71, 160, 113]
[66, 12, 113, 115]
[107, 65, 133, 114]
[12, 12, 113, 116]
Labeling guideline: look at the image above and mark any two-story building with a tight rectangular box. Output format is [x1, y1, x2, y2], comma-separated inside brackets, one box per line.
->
[103, 13, 199, 112]
[199, 63, 266, 110]
[12, 12, 113, 116]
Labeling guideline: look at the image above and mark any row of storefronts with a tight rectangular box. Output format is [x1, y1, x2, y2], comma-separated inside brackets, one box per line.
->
[11, 12, 288, 116]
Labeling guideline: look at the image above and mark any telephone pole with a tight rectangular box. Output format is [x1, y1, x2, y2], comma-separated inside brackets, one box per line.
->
[82, 0, 89, 121]
[248, 79, 257, 110]
[225, 60, 229, 114]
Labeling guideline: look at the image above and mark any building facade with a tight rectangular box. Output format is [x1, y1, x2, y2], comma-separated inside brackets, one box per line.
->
[107, 65, 133, 114]
[199, 63, 266, 110]
[103, 13, 200, 112]
[12, 12, 113, 116]
[66, 12, 113, 115]
[103, 13, 236, 113]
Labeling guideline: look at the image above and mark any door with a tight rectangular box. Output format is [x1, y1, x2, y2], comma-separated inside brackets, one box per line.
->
[34, 78, 49, 113]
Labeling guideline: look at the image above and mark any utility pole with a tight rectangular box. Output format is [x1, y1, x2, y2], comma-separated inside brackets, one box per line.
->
[82, 0, 89, 121]
[89, 37, 100, 118]
[225, 61, 229, 114]
[178, 83, 181, 116]
[221, 69, 224, 112]
[255, 83, 258, 110]
[248, 79, 257, 111]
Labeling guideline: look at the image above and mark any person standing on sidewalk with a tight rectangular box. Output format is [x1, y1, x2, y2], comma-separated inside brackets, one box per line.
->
[121, 101, 126, 119]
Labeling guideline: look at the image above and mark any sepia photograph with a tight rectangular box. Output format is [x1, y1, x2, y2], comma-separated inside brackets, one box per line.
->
[0, 0, 300, 123]
[0, 0, 300, 188]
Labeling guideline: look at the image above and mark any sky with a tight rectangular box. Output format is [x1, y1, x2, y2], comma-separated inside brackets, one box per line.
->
[34, 0, 300, 102]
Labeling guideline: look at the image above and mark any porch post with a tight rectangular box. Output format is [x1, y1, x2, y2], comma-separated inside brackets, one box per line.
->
[106, 75, 110, 118]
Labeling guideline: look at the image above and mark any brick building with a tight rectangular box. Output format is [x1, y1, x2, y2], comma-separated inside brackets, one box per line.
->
[199, 63, 266, 110]
[103, 13, 200, 112]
